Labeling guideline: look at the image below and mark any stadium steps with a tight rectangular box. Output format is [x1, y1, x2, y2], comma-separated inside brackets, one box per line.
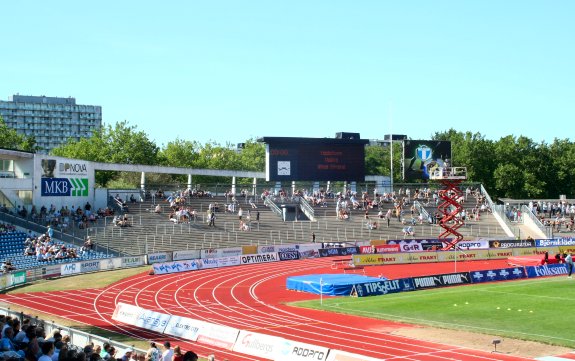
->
[85, 194, 511, 256]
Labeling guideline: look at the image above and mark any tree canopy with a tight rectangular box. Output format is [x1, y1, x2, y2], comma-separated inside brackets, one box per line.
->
[42, 121, 575, 200]
[0, 116, 39, 152]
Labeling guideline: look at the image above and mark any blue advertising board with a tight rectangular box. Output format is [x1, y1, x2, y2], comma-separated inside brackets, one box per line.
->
[354, 278, 415, 297]
[526, 264, 568, 278]
[470, 267, 525, 283]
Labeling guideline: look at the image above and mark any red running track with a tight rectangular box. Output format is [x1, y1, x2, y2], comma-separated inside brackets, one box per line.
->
[0, 258, 536, 361]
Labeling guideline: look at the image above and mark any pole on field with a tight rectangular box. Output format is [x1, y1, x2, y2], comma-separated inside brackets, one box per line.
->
[320, 277, 323, 306]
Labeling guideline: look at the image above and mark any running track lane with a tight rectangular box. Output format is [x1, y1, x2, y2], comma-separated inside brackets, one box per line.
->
[0, 258, 535, 361]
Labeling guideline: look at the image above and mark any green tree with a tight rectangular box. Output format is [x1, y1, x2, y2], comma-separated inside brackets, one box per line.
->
[52, 121, 159, 186]
[365, 144, 388, 176]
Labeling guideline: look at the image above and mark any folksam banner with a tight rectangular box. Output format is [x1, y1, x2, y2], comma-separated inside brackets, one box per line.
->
[526, 264, 568, 278]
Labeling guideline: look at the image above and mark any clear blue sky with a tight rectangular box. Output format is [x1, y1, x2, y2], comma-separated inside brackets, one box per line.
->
[2, 1, 573, 147]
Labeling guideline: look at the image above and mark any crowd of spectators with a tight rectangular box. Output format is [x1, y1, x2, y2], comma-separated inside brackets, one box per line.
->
[0, 314, 214, 361]
[3, 201, 116, 231]
[22, 229, 85, 263]
[528, 200, 575, 232]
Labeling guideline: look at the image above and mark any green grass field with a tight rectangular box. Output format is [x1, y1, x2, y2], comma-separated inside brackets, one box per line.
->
[292, 276, 575, 348]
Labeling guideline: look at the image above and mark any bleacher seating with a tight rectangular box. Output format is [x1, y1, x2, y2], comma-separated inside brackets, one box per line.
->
[80, 188, 511, 256]
[0, 230, 109, 272]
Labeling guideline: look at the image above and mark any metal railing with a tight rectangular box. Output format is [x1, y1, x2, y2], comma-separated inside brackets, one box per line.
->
[263, 196, 283, 218]
[521, 204, 553, 238]
[299, 197, 316, 221]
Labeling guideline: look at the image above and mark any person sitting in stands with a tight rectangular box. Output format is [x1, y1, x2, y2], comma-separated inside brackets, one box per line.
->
[1, 260, 15, 273]
[154, 204, 162, 213]
[118, 215, 131, 227]
[402, 226, 415, 236]
[239, 221, 249, 231]
[84, 237, 94, 251]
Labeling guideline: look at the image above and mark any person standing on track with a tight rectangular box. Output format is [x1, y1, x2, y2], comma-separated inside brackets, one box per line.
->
[565, 253, 573, 278]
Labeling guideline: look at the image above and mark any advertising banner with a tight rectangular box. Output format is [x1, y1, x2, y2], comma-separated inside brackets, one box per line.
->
[163, 315, 204, 341]
[152, 259, 203, 275]
[352, 254, 404, 266]
[10, 271, 26, 286]
[232, 330, 284, 359]
[172, 250, 201, 261]
[359, 245, 401, 254]
[412, 272, 471, 290]
[537, 238, 575, 247]
[240, 253, 279, 265]
[112, 303, 143, 325]
[135, 309, 171, 333]
[61, 262, 82, 276]
[297, 244, 321, 259]
[100, 257, 123, 271]
[148, 252, 169, 264]
[80, 260, 100, 273]
[219, 247, 243, 257]
[242, 245, 258, 254]
[526, 264, 568, 278]
[278, 251, 300, 261]
[326, 350, 381, 361]
[259, 245, 300, 253]
[469, 267, 525, 283]
[275, 339, 330, 361]
[196, 323, 240, 350]
[386, 239, 443, 253]
[217, 256, 241, 268]
[41, 264, 62, 278]
[486, 249, 514, 259]
[436, 250, 489, 262]
[200, 258, 219, 269]
[441, 240, 490, 250]
[318, 247, 360, 258]
[489, 239, 535, 249]
[122, 256, 145, 267]
[354, 278, 416, 297]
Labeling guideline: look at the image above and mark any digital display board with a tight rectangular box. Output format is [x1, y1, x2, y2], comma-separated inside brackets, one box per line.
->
[403, 140, 452, 181]
[261, 137, 368, 181]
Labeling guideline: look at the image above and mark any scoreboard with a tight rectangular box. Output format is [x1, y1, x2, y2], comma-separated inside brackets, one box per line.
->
[261, 137, 369, 181]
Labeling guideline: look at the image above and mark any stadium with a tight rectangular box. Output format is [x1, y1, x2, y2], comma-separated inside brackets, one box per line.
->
[0, 134, 574, 361]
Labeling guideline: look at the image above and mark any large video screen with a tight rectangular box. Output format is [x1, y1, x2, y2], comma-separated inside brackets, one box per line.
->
[403, 140, 452, 181]
[263, 138, 368, 181]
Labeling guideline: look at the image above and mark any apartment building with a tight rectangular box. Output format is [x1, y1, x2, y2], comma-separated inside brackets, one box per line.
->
[0, 95, 102, 153]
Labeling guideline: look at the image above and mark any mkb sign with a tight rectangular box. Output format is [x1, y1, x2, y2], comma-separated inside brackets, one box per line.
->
[41, 178, 88, 197]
